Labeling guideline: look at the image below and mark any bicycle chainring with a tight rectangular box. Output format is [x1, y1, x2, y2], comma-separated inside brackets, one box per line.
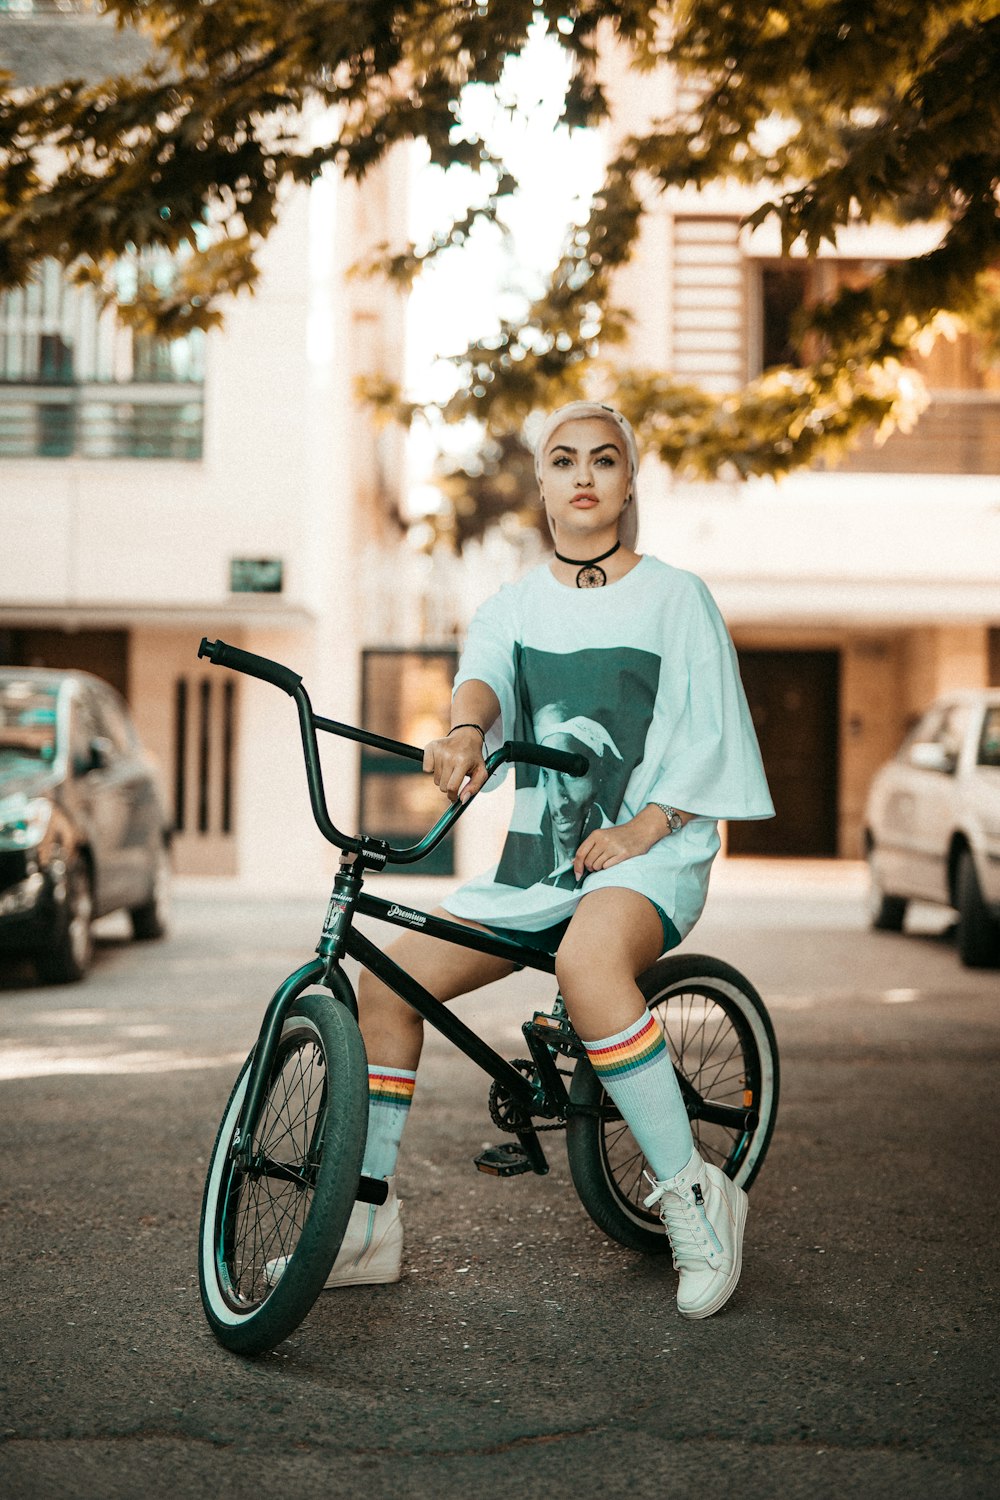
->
[488, 1059, 569, 1134]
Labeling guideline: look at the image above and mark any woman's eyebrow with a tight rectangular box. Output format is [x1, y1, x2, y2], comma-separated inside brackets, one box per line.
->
[549, 442, 622, 456]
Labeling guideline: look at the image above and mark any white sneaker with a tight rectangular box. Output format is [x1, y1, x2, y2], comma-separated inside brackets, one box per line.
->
[643, 1149, 748, 1319]
[266, 1177, 403, 1289]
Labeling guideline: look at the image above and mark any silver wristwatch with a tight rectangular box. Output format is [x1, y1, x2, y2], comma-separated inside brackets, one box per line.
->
[652, 802, 683, 835]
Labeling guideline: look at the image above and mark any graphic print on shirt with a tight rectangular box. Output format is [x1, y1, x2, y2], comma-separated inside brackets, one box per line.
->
[494, 643, 660, 891]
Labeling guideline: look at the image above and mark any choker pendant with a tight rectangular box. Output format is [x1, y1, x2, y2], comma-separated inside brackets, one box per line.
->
[555, 540, 621, 588]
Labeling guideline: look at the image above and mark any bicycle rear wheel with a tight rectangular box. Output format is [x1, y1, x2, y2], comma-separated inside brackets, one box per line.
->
[199, 992, 367, 1355]
[566, 954, 779, 1254]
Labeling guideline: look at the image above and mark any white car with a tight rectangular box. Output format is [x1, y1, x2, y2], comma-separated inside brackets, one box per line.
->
[863, 690, 1000, 967]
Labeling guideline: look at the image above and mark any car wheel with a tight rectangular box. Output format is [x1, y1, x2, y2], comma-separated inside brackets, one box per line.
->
[956, 849, 1000, 969]
[866, 850, 907, 932]
[37, 856, 94, 984]
[130, 842, 171, 941]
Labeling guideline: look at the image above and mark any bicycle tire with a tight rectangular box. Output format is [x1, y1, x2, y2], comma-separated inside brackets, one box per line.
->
[566, 953, 779, 1255]
[199, 992, 368, 1355]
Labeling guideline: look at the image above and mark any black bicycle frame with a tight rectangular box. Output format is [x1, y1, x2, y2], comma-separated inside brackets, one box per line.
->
[231, 878, 565, 1195]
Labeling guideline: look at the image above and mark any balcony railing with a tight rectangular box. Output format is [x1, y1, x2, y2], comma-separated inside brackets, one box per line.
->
[0, 382, 203, 460]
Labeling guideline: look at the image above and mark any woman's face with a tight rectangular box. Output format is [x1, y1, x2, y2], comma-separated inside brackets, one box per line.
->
[541, 733, 595, 854]
[541, 417, 631, 544]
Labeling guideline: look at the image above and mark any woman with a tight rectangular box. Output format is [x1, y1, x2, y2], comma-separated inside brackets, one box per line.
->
[327, 401, 774, 1317]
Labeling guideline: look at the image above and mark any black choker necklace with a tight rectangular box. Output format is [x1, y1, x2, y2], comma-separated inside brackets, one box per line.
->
[554, 540, 621, 588]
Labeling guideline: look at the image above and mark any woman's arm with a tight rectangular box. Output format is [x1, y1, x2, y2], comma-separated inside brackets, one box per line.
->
[572, 803, 693, 881]
[423, 679, 501, 804]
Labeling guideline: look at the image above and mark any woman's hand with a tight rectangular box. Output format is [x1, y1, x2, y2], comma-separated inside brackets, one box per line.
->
[423, 727, 487, 804]
[573, 805, 688, 881]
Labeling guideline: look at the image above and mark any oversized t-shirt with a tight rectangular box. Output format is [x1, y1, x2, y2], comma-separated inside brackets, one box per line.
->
[442, 555, 774, 942]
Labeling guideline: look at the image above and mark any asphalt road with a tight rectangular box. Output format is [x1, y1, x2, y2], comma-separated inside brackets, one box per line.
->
[1, 862, 998, 1499]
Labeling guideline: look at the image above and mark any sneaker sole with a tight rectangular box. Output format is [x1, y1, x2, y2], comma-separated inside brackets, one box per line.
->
[323, 1264, 402, 1289]
[678, 1186, 748, 1320]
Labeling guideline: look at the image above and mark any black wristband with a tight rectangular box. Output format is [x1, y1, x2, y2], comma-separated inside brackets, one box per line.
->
[448, 723, 486, 745]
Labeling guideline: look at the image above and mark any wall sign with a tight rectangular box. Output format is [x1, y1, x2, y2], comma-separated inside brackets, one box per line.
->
[229, 558, 283, 594]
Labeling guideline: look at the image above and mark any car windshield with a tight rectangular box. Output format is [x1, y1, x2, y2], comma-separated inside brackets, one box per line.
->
[0, 681, 60, 780]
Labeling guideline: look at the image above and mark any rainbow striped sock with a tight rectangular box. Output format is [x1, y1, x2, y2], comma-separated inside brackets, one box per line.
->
[362, 1065, 416, 1180]
[583, 1010, 693, 1181]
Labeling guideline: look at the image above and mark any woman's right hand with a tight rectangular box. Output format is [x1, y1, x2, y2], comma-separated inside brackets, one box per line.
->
[423, 727, 488, 804]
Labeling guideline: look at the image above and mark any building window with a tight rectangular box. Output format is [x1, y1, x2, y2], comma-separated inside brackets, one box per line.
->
[754, 257, 1000, 474]
[359, 648, 458, 875]
[0, 258, 205, 459]
[173, 674, 237, 842]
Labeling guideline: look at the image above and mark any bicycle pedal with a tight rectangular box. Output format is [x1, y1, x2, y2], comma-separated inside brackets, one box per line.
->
[474, 1142, 533, 1177]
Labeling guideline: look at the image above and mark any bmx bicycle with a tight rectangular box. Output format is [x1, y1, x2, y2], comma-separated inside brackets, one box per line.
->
[196, 639, 780, 1356]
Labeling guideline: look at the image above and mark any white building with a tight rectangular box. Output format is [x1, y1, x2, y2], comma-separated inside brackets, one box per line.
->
[3, 15, 998, 892]
[595, 50, 1000, 860]
[0, 7, 411, 893]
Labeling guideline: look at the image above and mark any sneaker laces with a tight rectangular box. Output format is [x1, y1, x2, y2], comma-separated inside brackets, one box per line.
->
[644, 1180, 715, 1271]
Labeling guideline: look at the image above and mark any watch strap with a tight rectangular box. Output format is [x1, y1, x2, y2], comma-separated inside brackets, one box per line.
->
[651, 802, 683, 835]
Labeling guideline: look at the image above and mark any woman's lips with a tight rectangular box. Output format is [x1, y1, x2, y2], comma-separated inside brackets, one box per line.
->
[571, 495, 597, 506]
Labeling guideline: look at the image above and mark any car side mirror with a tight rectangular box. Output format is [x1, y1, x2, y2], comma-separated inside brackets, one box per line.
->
[908, 741, 957, 774]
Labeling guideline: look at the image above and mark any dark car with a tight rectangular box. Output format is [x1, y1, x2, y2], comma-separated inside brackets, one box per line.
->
[0, 668, 171, 983]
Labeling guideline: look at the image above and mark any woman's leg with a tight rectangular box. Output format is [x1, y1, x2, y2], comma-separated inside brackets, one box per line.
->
[558, 888, 748, 1320]
[358, 907, 517, 1069]
[357, 909, 516, 1181]
[554, 887, 663, 1040]
[556, 888, 693, 1179]
[320, 911, 519, 1289]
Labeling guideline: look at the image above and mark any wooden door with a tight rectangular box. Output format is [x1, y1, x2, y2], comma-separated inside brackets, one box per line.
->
[728, 650, 840, 857]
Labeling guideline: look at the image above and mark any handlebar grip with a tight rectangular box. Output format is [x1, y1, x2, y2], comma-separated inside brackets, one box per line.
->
[506, 740, 590, 778]
[198, 638, 303, 697]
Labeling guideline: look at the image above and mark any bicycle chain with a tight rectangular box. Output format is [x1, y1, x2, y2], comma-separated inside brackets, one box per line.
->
[488, 1059, 572, 1134]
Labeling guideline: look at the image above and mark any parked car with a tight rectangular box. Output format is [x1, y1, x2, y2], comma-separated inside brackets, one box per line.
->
[0, 668, 171, 983]
[863, 689, 1000, 967]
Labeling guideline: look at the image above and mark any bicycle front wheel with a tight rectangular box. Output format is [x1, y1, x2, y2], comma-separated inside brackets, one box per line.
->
[199, 992, 368, 1355]
[566, 954, 779, 1255]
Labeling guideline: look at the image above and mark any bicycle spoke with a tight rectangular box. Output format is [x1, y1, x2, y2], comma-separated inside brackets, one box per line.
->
[599, 985, 760, 1214]
[220, 1036, 331, 1304]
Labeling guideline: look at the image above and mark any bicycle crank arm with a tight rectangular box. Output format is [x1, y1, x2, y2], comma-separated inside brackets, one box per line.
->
[692, 1100, 760, 1132]
[246, 1154, 388, 1206]
[675, 1069, 759, 1133]
[356, 1175, 389, 1205]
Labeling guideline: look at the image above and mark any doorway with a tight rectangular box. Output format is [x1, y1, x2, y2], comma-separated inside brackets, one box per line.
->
[0, 627, 129, 697]
[728, 649, 840, 857]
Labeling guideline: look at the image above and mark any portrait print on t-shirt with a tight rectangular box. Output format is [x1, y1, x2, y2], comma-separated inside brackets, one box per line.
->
[494, 643, 660, 891]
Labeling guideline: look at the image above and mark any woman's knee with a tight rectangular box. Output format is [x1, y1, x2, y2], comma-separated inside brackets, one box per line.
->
[357, 966, 422, 1033]
[555, 925, 630, 1001]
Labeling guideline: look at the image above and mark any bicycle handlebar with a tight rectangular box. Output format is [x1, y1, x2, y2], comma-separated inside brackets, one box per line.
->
[198, 638, 589, 863]
[504, 740, 587, 778]
[198, 638, 303, 697]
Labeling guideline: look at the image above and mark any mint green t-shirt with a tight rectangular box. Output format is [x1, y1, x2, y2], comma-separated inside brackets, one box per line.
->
[442, 555, 774, 941]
